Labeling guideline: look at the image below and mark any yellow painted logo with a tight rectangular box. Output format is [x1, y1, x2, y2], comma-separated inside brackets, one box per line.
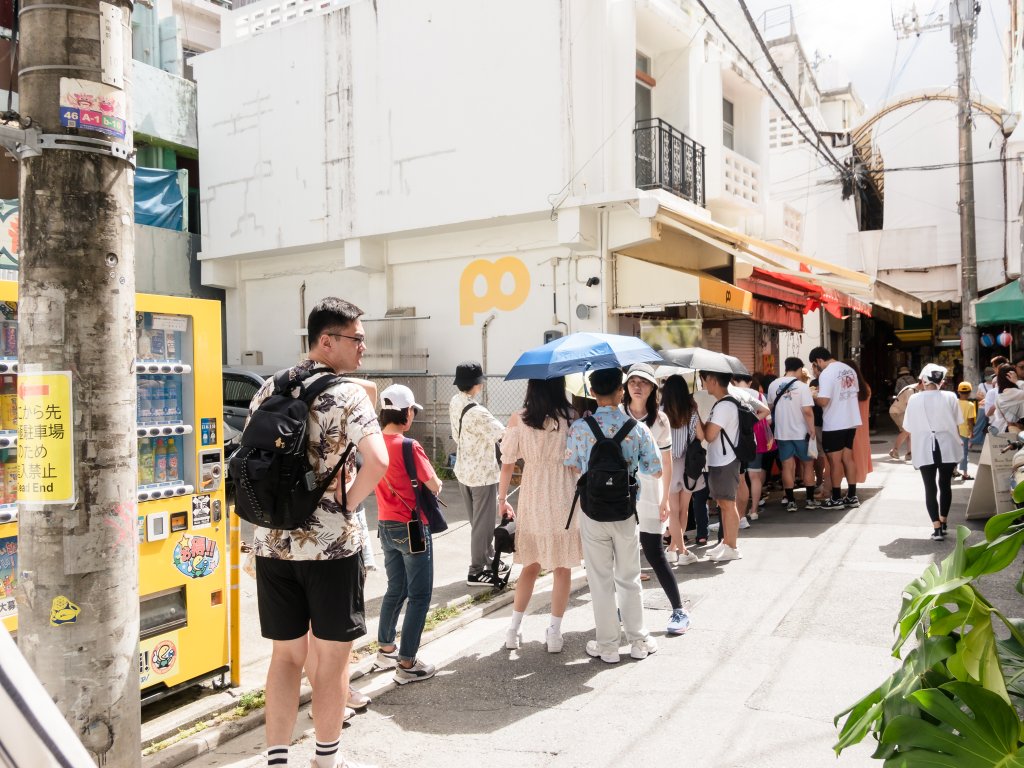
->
[459, 257, 531, 325]
[50, 595, 80, 626]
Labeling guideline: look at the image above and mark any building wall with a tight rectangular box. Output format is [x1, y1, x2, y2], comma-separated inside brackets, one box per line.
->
[133, 63, 198, 150]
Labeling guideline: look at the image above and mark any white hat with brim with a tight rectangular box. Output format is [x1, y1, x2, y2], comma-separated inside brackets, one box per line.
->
[380, 384, 423, 411]
[624, 363, 658, 388]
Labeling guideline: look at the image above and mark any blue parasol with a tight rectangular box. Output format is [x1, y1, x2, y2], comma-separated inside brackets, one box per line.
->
[505, 332, 662, 381]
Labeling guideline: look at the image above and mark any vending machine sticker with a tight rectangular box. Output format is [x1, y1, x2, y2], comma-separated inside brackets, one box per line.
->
[0, 536, 16, 621]
[172, 534, 220, 579]
[151, 314, 188, 333]
[150, 636, 178, 676]
[17, 371, 75, 504]
[200, 417, 217, 447]
[191, 495, 212, 529]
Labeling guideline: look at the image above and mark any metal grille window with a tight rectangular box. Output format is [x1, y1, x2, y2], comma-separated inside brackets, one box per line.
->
[634, 118, 706, 207]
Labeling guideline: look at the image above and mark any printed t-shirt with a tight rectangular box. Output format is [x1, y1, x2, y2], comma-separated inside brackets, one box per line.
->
[767, 376, 814, 441]
[818, 361, 862, 431]
[375, 433, 435, 523]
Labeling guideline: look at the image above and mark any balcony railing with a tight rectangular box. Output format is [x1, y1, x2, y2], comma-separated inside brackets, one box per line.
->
[634, 118, 705, 208]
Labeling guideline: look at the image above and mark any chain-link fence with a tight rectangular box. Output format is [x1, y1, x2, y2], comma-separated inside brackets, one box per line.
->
[363, 374, 527, 475]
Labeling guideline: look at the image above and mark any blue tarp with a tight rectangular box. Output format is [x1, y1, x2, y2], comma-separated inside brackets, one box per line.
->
[135, 167, 184, 231]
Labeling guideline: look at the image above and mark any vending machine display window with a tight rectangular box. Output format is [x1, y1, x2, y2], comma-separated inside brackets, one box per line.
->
[140, 586, 187, 640]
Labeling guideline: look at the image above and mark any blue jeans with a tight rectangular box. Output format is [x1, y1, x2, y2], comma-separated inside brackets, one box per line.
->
[971, 409, 989, 447]
[960, 436, 970, 474]
[377, 520, 434, 662]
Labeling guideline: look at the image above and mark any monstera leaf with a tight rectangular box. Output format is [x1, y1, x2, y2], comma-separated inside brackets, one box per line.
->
[880, 683, 1024, 767]
[999, 619, 1024, 705]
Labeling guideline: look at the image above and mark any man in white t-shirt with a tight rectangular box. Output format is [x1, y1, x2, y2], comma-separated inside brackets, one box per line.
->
[809, 347, 862, 510]
[767, 356, 817, 512]
[700, 370, 744, 562]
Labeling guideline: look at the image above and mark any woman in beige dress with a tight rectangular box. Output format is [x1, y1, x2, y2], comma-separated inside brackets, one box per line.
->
[498, 377, 582, 653]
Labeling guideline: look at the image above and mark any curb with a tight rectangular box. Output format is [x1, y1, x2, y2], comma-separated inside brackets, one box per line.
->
[141, 570, 586, 768]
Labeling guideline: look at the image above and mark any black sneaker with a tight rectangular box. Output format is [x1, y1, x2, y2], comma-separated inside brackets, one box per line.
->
[843, 496, 860, 508]
[821, 498, 845, 509]
[930, 529, 945, 542]
[940, 521, 948, 535]
[786, 500, 798, 513]
[467, 571, 497, 587]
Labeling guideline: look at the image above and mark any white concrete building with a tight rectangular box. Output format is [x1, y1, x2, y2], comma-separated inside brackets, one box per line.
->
[195, 0, 871, 376]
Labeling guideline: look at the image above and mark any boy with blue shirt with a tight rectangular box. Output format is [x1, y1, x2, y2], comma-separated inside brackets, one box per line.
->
[564, 367, 662, 664]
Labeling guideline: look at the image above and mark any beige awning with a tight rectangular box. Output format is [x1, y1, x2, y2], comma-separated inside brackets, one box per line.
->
[612, 255, 752, 315]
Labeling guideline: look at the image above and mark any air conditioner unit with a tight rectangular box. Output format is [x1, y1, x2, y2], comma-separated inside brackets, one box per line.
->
[241, 350, 263, 365]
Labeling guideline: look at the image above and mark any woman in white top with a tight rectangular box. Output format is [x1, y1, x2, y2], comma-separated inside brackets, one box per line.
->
[903, 363, 964, 541]
[621, 364, 690, 635]
[993, 364, 1024, 432]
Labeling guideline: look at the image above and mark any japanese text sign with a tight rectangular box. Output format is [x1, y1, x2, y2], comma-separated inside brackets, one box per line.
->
[17, 372, 75, 503]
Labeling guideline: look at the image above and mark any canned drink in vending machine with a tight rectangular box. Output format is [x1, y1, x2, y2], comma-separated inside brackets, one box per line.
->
[2, 321, 15, 358]
[0, 376, 15, 431]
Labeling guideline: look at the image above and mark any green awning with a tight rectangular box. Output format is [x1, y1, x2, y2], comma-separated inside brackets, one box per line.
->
[976, 281, 1024, 326]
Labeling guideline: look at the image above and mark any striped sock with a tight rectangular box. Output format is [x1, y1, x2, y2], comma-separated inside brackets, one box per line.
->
[315, 738, 340, 768]
[267, 745, 288, 767]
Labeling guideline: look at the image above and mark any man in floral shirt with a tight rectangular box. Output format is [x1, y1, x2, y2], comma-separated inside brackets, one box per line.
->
[449, 361, 506, 586]
[250, 297, 387, 768]
[564, 366, 662, 664]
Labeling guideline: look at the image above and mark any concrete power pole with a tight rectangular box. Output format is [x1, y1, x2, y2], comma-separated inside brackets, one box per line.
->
[893, 1, 980, 384]
[17, 0, 140, 765]
[953, 0, 980, 386]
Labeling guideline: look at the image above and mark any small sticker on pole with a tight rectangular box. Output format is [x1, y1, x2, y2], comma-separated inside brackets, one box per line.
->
[17, 371, 75, 504]
[58, 78, 127, 140]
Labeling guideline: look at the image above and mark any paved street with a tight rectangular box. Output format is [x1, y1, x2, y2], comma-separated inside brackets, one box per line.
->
[155, 437, 1024, 768]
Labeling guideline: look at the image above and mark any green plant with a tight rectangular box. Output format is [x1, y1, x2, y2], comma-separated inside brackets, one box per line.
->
[834, 510, 1024, 765]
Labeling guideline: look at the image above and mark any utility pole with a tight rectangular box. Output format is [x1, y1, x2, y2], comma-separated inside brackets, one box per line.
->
[16, 0, 140, 765]
[952, 0, 980, 386]
[894, 1, 980, 385]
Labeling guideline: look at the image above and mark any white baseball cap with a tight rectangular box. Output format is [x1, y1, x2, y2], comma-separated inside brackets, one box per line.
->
[380, 384, 423, 411]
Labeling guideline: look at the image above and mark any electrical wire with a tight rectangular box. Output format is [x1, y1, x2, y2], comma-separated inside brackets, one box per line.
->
[734, 0, 846, 174]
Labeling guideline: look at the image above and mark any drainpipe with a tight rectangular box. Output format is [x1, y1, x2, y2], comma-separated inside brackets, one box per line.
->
[299, 281, 308, 355]
[481, 313, 496, 407]
[551, 257, 568, 336]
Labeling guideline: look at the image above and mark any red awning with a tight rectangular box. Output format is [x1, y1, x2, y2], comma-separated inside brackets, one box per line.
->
[752, 297, 804, 331]
[794, 263, 872, 318]
[743, 268, 822, 315]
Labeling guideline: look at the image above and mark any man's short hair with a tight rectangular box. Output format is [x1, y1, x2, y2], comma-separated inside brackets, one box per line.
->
[378, 400, 411, 427]
[784, 356, 803, 372]
[732, 373, 753, 384]
[700, 370, 732, 388]
[589, 367, 624, 396]
[307, 298, 364, 347]
[808, 347, 832, 364]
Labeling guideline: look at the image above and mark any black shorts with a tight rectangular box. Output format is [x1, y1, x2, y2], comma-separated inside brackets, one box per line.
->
[822, 428, 857, 454]
[255, 554, 366, 642]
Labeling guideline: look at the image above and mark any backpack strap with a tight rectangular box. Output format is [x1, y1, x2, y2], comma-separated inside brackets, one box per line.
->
[711, 396, 739, 457]
[458, 402, 478, 441]
[585, 415, 604, 442]
[611, 418, 637, 445]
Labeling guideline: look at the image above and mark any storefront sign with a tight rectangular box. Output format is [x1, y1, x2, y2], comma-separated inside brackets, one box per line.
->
[17, 372, 75, 503]
[58, 78, 127, 140]
[459, 257, 530, 325]
[0, 536, 16, 621]
[699, 275, 753, 314]
[640, 319, 702, 350]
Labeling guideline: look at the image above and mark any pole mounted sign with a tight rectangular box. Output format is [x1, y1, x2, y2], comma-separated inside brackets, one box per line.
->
[17, 372, 75, 504]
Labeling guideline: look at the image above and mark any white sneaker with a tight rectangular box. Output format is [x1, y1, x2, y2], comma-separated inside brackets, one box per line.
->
[676, 550, 699, 566]
[311, 759, 378, 768]
[748, 510, 759, 521]
[347, 688, 371, 710]
[707, 521, 721, 533]
[710, 544, 742, 562]
[738, 516, 751, 529]
[705, 542, 726, 558]
[308, 706, 356, 722]
[504, 627, 522, 650]
[630, 636, 658, 660]
[664, 549, 679, 564]
[586, 640, 619, 663]
[546, 626, 564, 653]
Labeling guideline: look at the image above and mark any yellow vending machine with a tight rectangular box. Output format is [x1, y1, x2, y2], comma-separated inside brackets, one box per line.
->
[0, 286, 239, 702]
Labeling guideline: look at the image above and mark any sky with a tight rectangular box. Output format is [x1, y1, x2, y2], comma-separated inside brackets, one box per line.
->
[745, 0, 1011, 111]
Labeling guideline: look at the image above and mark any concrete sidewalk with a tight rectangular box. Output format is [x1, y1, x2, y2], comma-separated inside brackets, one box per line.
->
[147, 439, 1024, 768]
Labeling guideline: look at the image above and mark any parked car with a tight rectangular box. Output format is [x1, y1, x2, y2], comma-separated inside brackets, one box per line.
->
[222, 366, 278, 432]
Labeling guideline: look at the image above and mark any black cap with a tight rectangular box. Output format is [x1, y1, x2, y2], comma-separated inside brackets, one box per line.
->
[454, 361, 484, 388]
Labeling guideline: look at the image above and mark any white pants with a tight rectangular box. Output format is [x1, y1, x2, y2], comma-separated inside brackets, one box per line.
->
[579, 514, 648, 653]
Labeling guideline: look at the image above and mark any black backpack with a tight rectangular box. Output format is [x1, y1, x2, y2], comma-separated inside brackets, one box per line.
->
[711, 395, 757, 467]
[566, 416, 638, 528]
[230, 366, 354, 530]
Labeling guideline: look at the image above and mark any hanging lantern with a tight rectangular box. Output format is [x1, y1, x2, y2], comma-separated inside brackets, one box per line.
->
[981, 333, 995, 348]
[998, 331, 1013, 348]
